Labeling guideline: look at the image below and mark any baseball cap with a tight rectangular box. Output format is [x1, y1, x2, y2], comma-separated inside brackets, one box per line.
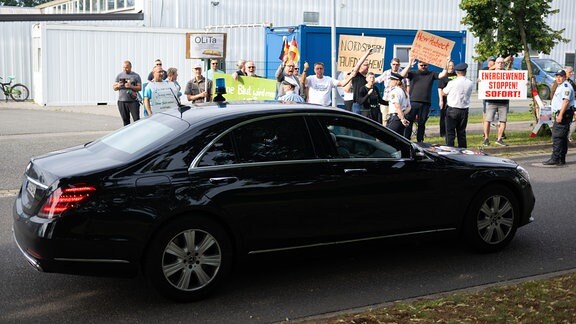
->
[389, 72, 403, 80]
[282, 78, 297, 87]
[455, 63, 468, 71]
[555, 70, 567, 77]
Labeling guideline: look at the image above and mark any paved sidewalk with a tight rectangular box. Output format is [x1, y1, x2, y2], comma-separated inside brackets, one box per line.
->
[0, 101, 119, 117]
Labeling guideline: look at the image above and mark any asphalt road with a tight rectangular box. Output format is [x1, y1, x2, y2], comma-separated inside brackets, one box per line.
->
[1, 107, 575, 323]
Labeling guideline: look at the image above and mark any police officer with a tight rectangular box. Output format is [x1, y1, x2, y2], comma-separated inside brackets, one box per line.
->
[386, 72, 411, 136]
[440, 62, 474, 148]
[543, 69, 575, 166]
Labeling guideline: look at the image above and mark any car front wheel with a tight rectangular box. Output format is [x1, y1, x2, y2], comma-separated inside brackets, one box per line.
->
[145, 216, 232, 301]
[464, 185, 519, 253]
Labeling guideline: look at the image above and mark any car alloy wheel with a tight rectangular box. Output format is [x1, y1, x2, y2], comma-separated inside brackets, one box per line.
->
[145, 217, 232, 301]
[162, 229, 222, 291]
[465, 185, 518, 252]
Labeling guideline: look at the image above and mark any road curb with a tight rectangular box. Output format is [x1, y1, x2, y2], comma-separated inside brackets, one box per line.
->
[286, 268, 576, 323]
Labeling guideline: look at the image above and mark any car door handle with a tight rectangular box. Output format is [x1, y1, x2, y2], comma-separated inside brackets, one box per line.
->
[209, 177, 238, 184]
[344, 168, 367, 174]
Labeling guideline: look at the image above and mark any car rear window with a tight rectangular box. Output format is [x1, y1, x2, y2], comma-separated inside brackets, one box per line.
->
[88, 114, 189, 159]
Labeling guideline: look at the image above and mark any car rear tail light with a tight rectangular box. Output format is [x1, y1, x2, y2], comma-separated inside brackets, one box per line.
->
[38, 185, 96, 219]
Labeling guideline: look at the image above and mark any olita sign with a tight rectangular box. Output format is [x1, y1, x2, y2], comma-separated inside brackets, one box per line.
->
[186, 33, 227, 59]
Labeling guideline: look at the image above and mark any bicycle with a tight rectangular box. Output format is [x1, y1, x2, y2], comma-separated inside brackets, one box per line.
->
[1, 76, 30, 102]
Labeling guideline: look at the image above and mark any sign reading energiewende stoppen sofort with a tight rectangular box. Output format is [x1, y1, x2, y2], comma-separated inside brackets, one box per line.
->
[477, 70, 528, 100]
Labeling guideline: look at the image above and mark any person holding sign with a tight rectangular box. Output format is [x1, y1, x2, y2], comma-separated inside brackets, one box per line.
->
[206, 59, 225, 81]
[542, 69, 575, 166]
[143, 66, 180, 116]
[185, 63, 213, 103]
[400, 53, 449, 143]
[482, 56, 512, 147]
[351, 48, 377, 114]
[276, 57, 303, 99]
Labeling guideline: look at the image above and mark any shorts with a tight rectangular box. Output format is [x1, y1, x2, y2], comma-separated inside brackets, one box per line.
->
[485, 102, 508, 122]
[380, 104, 389, 122]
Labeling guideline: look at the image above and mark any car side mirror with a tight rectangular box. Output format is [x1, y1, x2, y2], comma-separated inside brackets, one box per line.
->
[411, 143, 428, 161]
[414, 150, 427, 160]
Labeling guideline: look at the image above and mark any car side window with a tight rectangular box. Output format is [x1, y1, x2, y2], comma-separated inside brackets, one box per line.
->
[197, 116, 315, 167]
[234, 116, 315, 163]
[316, 116, 411, 159]
[197, 133, 236, 167]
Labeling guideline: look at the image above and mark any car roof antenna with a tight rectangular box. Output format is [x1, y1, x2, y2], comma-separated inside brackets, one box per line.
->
[170, 88, 190, 117]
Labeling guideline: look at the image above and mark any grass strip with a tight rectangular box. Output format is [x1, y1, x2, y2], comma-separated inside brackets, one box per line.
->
[299, 272, 576, 323]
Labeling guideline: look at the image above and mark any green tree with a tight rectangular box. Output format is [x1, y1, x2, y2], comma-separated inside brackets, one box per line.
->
[460, 0, 569, 119]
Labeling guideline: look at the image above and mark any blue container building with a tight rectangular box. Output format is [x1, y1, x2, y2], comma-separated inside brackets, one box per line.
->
[265, 25, 467, 116]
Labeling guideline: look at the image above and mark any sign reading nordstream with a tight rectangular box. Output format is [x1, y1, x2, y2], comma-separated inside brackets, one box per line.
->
[478, 70, 528, 100]
[337, 35, 386, 74]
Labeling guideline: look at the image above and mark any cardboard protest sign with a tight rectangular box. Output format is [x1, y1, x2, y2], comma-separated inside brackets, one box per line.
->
[410, 30, 454, 68]
[337, 35, 385, 74]
[212, 73, 276, 100]
[478, 70, 528, 100]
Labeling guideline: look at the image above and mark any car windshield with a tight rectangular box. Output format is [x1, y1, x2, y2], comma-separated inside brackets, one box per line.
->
[86, 114, 189, 160]
[532, 59, 563, 73]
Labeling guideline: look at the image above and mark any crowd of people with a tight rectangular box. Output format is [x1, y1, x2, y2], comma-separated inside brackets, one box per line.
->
[111, 52, 476, 147]
[113, 53, 575, 157]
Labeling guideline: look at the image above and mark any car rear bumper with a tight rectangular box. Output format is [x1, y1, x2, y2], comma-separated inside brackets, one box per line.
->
[12, 198, 139, 278]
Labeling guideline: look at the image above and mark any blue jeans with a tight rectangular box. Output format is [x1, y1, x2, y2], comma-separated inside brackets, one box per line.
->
[403, 101, 430, 142]
[352, 102, 362, 115]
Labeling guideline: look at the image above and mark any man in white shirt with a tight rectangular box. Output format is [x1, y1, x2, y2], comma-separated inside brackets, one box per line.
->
[440, 63, 474, 148]
[300, 62, 355, 106]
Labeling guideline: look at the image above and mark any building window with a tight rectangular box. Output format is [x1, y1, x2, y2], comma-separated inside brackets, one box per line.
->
[42, 0, 135, 14]
[565, 52, 575, 70]
[394, 45, 412, 69]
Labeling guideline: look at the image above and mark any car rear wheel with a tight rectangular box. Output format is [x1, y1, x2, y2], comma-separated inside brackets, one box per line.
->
[145, 217, 232, 301]
[464, 185, 518, 252]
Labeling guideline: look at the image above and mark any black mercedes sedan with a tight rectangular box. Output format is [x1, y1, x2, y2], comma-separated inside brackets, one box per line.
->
[13, 102, 535, 301]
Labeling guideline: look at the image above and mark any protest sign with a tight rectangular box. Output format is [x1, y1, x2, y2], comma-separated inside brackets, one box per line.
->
[186, 33, 227, 59]
[142, 81, 179, 114]
[337, 35, 385, 74]
[410, 30, 454, 68]
[478, 70, 528, 100]
[213, 73, 276, 100]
